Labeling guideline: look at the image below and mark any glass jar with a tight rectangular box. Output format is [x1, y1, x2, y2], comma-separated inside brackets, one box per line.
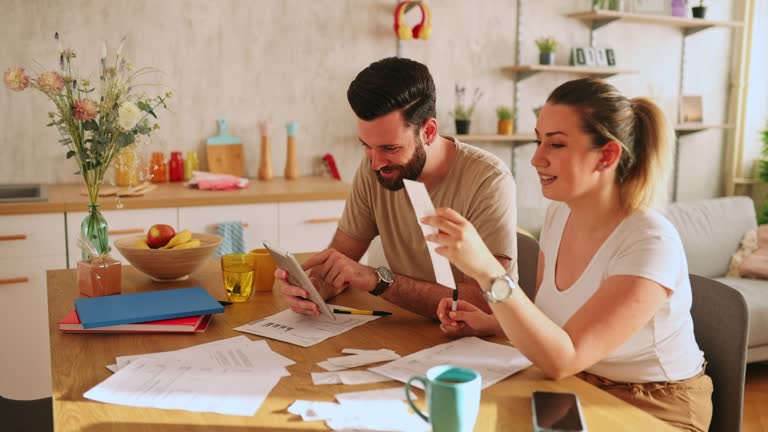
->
[150, 152, 167, 183]
[113, 145, 139, 187]
[81, 204, 109, 259]
[168, 151, 184, 182]
[184, 151, 199, 181]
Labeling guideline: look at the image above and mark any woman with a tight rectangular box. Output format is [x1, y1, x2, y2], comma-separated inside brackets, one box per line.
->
[422, 78, 712, 432]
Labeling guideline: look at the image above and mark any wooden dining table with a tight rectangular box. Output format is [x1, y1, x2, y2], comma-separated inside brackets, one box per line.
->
[47, 259, 676, 431]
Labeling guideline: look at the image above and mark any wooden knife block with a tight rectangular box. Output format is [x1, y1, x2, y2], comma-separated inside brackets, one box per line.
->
[206, 144, 244, 177]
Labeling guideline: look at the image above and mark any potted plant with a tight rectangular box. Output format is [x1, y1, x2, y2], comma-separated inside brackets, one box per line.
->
[451, 84, 482, 135]
[535, 36, 557, 65]
[692, 0, 706, 18]
[496, 106, 514, 135]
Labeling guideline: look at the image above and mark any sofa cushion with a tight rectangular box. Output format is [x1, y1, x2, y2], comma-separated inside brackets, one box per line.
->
[715, 277, 768, 347]
[664, 197, 757, 278]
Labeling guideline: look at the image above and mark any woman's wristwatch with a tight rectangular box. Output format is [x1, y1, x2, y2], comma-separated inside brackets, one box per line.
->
[483, 274, 516, 303]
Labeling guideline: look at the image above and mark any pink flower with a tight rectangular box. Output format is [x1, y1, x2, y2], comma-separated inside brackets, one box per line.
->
[73, 99, 98, 121]
[3, 67, 30, 92]
[37, 71, 65, 94]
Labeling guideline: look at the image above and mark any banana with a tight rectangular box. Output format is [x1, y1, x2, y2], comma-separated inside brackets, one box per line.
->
[161, 230, 193, 249]
[134, 238, 150, 249]
[171, 238, 201, 250]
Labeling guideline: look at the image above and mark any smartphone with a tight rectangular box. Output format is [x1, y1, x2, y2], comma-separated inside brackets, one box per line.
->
[262, 241, 335, 321]
[531, 391, 587, 432]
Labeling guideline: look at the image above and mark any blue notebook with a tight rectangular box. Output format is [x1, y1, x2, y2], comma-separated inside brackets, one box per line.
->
[74, 287, 224, 329]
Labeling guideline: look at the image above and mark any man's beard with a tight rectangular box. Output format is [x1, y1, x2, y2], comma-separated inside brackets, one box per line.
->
[375, 141, 427, 191]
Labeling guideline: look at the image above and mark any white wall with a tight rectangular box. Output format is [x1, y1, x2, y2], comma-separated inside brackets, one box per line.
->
[1, 0, 758, 232]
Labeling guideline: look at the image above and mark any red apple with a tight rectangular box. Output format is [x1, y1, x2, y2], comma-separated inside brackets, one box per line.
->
[146, 224, 176, 249]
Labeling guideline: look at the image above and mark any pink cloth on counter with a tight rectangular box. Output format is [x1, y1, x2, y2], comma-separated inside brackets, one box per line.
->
[190, 171, 250, 190]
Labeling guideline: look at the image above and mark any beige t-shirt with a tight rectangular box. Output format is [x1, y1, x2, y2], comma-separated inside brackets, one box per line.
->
[338, 138, 518, 285]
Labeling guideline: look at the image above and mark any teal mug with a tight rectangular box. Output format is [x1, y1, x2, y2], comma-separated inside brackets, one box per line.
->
[405, 365, 482, 432]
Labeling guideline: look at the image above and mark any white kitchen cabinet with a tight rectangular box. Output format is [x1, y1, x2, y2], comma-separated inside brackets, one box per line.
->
[0, 213, 67, 259]
[278, 200, 345, 253]
[66, 207, 178, 268]
[178, 204, 279, 252]
[0, 255, 65, 399]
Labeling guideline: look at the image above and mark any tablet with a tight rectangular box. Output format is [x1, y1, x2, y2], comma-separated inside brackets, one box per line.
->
[263, 241, 335, 320]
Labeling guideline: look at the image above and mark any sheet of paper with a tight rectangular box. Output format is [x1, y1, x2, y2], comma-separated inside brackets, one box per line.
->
[403, 179, 456, 289]
[312, 371, 393, 385]
[324, 349, 400, 368]
[335, 386, 412, 402]
[85, 359, 283, 416]
[234, 305, 380, 347]
[370, 336, 532, 390]
[288, 400, 429, 431]
[115, 337, 294, 372]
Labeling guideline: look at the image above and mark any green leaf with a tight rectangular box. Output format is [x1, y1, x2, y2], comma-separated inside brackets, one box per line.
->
[82, 120, 98, 131]
[116, 131, 135, 148]
[66, 150, 76, 159]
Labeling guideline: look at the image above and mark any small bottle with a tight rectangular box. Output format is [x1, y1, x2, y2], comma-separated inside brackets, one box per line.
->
[184, 151, 199, 181]
[168, 151, 184, 182]
[258, 122, 273, 181]
[114, 145, 139, 187]
[284, 121, 299, 180]
[150, 152, 167, 183]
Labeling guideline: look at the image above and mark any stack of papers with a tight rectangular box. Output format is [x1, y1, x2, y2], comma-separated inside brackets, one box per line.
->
[85, 336, 294, 416]
[234, 304, 382, 347]
[318, 348, 401, 371]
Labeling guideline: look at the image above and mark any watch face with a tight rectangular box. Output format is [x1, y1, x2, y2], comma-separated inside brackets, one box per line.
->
[490, 276, 513, 300]
[377, 266, 394, 284]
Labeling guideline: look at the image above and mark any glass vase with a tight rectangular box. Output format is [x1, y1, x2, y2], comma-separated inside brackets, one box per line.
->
[81, 204, 109, 259]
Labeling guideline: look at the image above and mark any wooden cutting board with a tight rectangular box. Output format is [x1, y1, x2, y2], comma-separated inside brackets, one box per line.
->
[79, 183, 157, 197]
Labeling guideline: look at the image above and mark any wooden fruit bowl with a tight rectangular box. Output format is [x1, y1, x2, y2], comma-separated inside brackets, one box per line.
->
[114, 233, 222, 281]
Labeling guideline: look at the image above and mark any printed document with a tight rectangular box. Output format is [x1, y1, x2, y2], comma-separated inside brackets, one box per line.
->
[403, 179, 456, 289]
[234, 305, 380, 347]
[88, 336, 295, 416]
[370, 336, 532, 390]
[85, 359, 282, 416]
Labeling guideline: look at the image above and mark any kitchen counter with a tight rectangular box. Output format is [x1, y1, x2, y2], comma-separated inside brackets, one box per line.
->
[0, 177, 350, 215]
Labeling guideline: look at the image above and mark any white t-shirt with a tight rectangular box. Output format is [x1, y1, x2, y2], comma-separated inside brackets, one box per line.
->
[535, 202, 705, 383]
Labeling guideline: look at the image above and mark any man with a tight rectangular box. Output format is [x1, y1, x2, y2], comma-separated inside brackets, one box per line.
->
[278, 57, 517, 319]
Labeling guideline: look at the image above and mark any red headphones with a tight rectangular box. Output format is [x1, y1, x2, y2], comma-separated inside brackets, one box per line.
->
[393, 1, 432, 41]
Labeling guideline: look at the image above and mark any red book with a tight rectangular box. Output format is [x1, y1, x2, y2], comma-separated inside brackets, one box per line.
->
[58, 310, 212, 333]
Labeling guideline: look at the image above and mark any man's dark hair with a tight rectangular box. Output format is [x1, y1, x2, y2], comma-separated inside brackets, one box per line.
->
[347, 57, 436, 129]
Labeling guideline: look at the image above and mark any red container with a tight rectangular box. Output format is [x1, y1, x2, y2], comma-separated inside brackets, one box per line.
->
[168, 151, 184, 182]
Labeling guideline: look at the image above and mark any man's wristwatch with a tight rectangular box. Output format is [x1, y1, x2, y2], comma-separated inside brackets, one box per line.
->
[483, 274, 516, 303]
[370, 266, 394, 296]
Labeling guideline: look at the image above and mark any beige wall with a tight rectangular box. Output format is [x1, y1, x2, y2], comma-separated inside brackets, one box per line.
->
[2, 0, 757, 231]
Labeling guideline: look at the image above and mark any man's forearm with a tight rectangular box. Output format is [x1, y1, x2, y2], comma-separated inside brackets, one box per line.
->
[381, 275, 491, 320]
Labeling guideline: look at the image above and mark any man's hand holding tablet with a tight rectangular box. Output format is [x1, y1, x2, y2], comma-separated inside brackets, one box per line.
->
[264, 241, 336, 320]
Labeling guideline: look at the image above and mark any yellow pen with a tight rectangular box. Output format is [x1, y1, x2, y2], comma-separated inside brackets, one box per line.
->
[333, 308, 392, 316]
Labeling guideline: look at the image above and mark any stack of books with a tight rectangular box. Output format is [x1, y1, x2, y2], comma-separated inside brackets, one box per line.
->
[59, 287, 224, 334]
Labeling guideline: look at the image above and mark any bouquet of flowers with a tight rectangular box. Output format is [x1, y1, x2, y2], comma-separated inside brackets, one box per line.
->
[4, 33, 170, 255]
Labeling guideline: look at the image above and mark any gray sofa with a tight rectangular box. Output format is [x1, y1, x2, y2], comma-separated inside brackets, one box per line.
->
[665, 196, 768, 363]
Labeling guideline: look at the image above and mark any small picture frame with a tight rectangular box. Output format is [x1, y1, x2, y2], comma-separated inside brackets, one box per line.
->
[571, 47, 588, 66]
[605, 48, 617, 66]
[595, 48, 608, 67]
[571, 47, 597, 66]
[584, 47, 597, 66]
[679, 95, 703, 123]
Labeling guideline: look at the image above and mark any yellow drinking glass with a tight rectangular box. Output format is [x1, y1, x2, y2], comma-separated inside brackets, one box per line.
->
[220, 253, 256, 302]
[249, 248, 277, 292]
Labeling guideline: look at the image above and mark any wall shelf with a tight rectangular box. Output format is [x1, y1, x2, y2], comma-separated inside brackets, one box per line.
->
[675, 123, 734, 136]
[567, 10, 743, 35]
[456, 134, 536, 143]
[502, 64, 638, 81]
